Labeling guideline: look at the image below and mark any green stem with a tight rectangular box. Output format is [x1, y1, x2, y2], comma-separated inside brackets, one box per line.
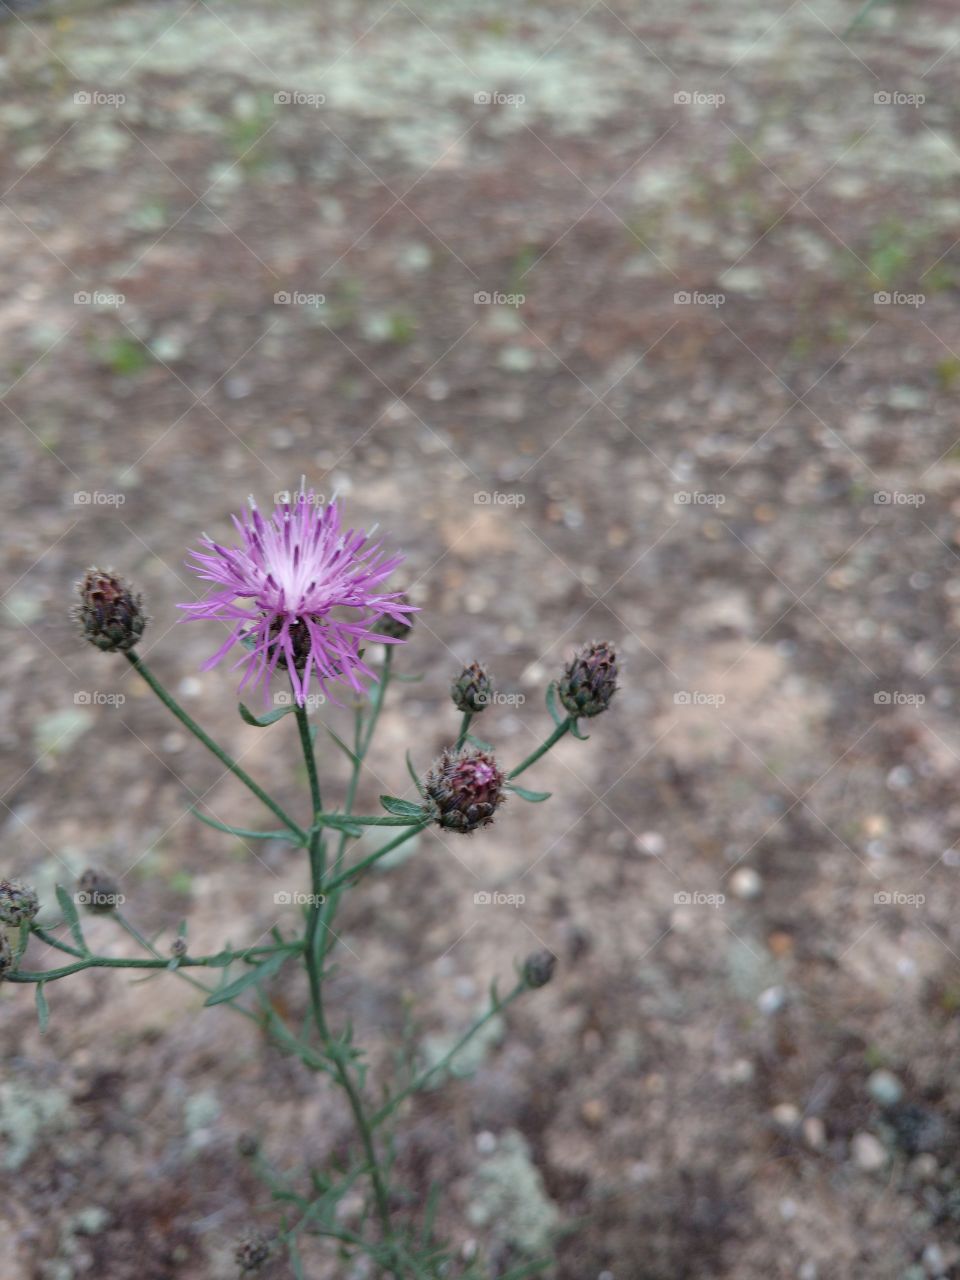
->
[372, 981, 526, 1126]
[322, 823, 428, 895]
[30, 926, 84, 959]
[9, 941, 302, 984]
[455, 710, 472, 750]
[124, 651, 306, 842]
[508, 718, 571, 779]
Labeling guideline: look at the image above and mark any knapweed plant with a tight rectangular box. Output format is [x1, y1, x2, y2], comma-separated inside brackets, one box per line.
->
[2, 490, 618, 1278]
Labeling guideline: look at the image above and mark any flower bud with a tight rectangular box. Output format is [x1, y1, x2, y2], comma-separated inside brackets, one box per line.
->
[76, 867, 121, 914]
[423, 746, 505, 834]
[73, 567, 147, 653]
[0, 932, 13, 982]
[450, 661, 494, 714]
[170, 937, 188, 959]
[523, 950, 556, 989]
[0, 879, 39, 927]
[235, 1232, 271, 1272]
[558, 640, 618, 719]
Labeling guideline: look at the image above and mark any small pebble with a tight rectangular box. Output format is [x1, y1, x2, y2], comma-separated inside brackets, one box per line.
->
[923, 1243, 947, 1277]
[852, 1131, 888, 1172]
[910, 1154, 938, 1181]
[802, 1116, 826, 1150]
[758, 985, 787, 1015]
[581, 1099, 606, 1128]
[475, 1131, 497, 1155]
[636, 831, 665, 856]
[772, 1103, 800, 1130]
[867, 1068, 904, 1107]
[730, 867, 763, 900]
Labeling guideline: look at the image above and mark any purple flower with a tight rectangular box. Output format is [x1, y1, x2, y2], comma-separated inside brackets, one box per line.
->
[179, 491, 415, 705]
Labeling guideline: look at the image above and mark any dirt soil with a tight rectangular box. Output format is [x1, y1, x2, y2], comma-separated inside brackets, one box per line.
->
[4, 0, 960, 1277]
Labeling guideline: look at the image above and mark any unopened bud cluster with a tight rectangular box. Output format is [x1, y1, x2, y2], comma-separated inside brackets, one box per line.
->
[558, 640, 618, 719]
[450, 661, 494, 713]
[523, 950, 556, 989]
[73, 567, 147, 653]
[423, 746, 505, 834]
[0, 879, 39, 926]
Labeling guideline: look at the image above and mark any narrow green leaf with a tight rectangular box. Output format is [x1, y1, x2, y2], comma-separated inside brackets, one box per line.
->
[406, 750, 425, 795]
[289, 1240, 306, 1280]
[203, 950, 290, 1006]
[391, 670, 425, 683]
[238, 701, 296, 727]
[569, 717, 590, 740]
[16, 919, 30, 960]
[506, 783, 552, 802]
[379, 795, 427, 818]
[35, 983, 50, 1033]
[55, 885, 87, 953]
[545, 680, 565, 727]
[317, 814, 365, 836]
[322, 723, 360, 765]
[192, 809, 296, 842]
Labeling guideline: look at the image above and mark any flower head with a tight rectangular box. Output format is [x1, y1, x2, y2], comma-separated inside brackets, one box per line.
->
[73, 568, 147, 652]
[0, 879, 39, 927]
[558, 640, 618, 719]
[423, 745, 505, 834]
[450, 660, 494, 714]
[179, 491, 415, 706]
[523, 950, 557, 989]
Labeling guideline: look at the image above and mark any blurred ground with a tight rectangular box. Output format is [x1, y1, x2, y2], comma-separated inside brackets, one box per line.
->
[4, 0, 960, 1276]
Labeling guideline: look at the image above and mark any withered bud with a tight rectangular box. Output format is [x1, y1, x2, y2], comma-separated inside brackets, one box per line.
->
[76, 867, 122, 914]
[170, 937, 188, 959]
[0, 879, 39, 927]
[523, 950, 556, 989]
[558, 640, 618, 719]
[451, 661, 494, 714]
[73, 567, 146, 653]
[423, 746, 505, 834]
[234, 1232, 272, 1272]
